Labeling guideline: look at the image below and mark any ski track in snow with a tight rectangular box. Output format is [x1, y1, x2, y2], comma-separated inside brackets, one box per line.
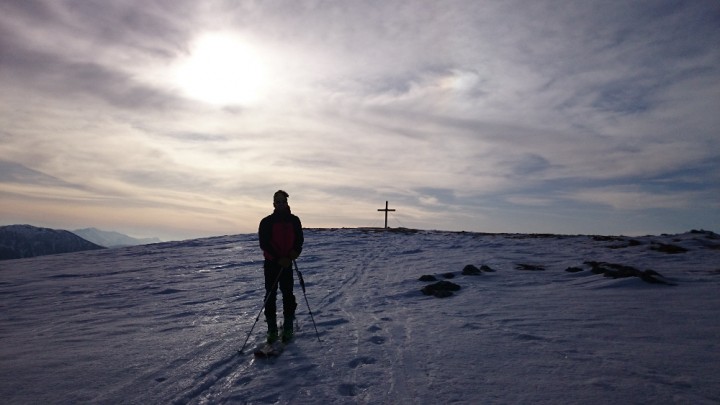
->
[1, 229, 720, 404]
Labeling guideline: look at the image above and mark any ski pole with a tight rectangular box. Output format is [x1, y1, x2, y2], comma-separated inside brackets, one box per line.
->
[238, 266, 283, 354]
[293, 259, 322, 343]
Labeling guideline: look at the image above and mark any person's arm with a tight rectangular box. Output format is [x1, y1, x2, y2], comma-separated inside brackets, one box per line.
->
[258, 217, 276, 259]
[292, 216, 303, 257]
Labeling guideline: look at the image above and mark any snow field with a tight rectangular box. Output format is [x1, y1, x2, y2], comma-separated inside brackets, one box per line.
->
[1, 229, 719, 404]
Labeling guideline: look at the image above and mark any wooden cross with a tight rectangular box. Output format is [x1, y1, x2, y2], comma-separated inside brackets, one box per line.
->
[377, 201, 396, 229]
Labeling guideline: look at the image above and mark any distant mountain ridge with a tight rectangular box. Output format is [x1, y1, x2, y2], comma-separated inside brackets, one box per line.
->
[0, 224, 105, 260]
[72, 228, 161, 248]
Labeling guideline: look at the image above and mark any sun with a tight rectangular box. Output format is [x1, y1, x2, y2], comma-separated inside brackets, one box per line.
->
[173, 32, 269, 106]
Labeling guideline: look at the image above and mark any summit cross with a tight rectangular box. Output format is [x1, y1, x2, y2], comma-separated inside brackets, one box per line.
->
[377, 201, 396, 229]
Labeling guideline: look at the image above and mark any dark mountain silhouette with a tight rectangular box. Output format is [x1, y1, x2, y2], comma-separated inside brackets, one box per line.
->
[0, 224, 105, 260]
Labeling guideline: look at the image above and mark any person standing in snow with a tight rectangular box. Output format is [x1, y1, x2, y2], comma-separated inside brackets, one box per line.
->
[258, 190, 304, 343]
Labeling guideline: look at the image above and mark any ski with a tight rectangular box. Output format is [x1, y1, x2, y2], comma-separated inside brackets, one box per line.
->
[240, 320, 297, 358]
[253, 341, 286, 358]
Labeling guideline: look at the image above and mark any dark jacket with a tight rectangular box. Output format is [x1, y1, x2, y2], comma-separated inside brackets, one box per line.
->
[259, 207, 303, 261]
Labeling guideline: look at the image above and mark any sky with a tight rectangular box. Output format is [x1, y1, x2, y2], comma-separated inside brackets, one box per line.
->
[1, 0, 719, 241]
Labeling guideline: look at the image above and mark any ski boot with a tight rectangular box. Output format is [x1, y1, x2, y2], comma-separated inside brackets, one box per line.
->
[281, 315, 294, 343]
[267, 329, 279, 344]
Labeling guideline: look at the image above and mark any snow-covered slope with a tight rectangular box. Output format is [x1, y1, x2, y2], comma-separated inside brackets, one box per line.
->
[1, 229, 719, 404]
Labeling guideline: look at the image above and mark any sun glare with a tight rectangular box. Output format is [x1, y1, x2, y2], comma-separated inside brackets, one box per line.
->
[174, 33, 269, 106]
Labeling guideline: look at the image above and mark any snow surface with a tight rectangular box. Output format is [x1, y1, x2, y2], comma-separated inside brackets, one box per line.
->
[1, 229, 719, 404]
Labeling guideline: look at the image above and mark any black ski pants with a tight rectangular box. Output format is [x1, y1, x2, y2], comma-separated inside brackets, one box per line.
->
[263, 260, 296, 328]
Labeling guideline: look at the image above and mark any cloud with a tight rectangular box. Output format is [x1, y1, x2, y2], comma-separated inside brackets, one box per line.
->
[0, 0, 718, 237]
[566, 187, 710, 211]
[0, 161, 76, 188]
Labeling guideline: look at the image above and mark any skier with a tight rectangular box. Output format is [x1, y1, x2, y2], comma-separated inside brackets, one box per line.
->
[258, 190, 304, 343]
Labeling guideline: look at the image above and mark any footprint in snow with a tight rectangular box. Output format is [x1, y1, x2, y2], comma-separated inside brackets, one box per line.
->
[339, 383, 359, 397]
[316, 318, 350, 327]
[349, 356, 377, 369]
[369, 336, 386, 345]
[366, 325, 381, 332]
[235, 376, 252, 386]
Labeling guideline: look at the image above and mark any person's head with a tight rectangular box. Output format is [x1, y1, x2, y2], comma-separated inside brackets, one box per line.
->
[273, 190, 289, 210]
